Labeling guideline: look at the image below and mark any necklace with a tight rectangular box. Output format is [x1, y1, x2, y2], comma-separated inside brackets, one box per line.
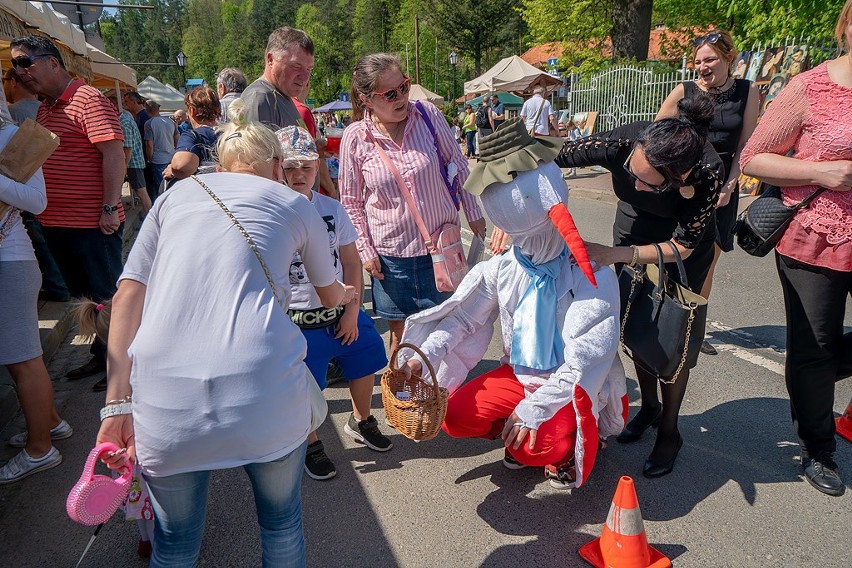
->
[46, 77, 75, 108]
[375, 117, 407, 142]
[704, 77, 733, 94]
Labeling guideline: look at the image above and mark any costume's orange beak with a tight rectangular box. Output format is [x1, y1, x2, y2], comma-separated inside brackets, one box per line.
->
[548, 203, 597, 287]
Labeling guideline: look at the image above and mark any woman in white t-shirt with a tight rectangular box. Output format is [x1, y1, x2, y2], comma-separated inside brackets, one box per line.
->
[96, 115, 356, 567]
[276, 126, 391, 482]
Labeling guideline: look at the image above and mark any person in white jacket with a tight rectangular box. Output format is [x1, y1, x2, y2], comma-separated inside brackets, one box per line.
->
[399, 119, 626, 490]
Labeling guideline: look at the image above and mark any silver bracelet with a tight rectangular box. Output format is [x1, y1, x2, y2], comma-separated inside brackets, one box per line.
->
[100, 402, 132, 421]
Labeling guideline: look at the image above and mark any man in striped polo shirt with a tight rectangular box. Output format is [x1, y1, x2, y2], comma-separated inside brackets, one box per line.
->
[11, 36, 126, 387]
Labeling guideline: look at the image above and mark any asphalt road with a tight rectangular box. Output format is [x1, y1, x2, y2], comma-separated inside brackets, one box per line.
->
[0, 195, 849, 568]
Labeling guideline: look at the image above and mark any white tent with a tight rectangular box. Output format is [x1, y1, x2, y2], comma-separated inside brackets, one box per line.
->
[138, 76, 186, 112]
[409, 83, 445, 105]
[87, 43, 137, 90]
[464, 55, 562, 95]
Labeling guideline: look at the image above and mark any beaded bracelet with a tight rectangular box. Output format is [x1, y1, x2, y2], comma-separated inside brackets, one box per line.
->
[100, 402, 132, 421]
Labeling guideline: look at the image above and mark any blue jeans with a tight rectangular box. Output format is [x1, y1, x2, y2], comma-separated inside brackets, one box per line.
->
[465, 130, 476, 157]
[143, 441, 308, 568]
[150, 163, 169, 203]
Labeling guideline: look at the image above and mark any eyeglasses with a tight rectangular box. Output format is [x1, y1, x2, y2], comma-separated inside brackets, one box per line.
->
[622, 148, 676, 194]
[692, 32, 722, 47]
[11, 54, 50, 69]
[372, 77, 411, 102]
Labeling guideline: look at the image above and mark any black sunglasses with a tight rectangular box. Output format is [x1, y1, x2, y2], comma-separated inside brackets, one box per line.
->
[11, 54, 51, 69]
[372, 77, 411, 102]
[622, 148, 676, 194]
[692, 32, 722, 47]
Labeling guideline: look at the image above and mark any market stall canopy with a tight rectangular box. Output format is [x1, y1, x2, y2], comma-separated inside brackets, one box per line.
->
[0, 1, 91, 81]
[409, 83, 444, 105]
[137, 76, 186, 112]
[464, 55, 562, 95]
[87, 43, 136, 90]
[464, 91, 523, 107]
[314, 99, 352, 112]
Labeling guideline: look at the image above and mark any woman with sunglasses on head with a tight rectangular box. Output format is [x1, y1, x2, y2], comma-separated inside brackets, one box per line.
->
[657, 30, 760, 355]
[340, 53, 486, 355]
[739, 1, 852, 497]
[550, 94, 723, 478]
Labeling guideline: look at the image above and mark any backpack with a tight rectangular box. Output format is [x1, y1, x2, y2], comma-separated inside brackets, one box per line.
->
[475, 105, 490, 129]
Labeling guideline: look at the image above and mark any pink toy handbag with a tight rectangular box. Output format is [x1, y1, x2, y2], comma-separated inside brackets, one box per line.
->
[67, 442, 133, 526]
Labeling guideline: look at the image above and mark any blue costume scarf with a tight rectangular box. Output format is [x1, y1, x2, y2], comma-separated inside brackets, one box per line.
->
[510, 245, 567, 373]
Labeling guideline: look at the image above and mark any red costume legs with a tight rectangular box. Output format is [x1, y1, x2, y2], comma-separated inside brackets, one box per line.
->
[442, 364, 577, 467]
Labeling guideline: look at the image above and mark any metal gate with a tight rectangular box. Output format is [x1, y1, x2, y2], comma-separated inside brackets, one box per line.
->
[567, 65, 695, 133]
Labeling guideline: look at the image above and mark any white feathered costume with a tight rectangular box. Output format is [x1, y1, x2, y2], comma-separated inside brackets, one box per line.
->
[398, 161, 627, 489]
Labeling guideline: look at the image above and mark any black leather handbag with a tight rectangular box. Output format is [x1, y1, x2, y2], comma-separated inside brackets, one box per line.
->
[618, 242, 708, 382]
[734, 185, 827, 257]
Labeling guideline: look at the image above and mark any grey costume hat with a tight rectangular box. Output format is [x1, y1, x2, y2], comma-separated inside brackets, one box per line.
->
[463, 118, 564, 196]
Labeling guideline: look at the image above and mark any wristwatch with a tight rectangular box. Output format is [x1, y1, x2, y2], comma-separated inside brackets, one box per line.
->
[102, 204, 119, 214]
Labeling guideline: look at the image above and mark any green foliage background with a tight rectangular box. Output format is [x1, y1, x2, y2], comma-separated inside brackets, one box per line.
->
[101, 0, 845, 98]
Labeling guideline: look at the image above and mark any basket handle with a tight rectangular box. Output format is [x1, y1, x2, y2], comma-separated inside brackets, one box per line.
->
[391, 342, 442, 397]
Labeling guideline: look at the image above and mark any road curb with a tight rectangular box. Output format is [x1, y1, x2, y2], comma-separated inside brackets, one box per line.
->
[0, 192, 144, 433]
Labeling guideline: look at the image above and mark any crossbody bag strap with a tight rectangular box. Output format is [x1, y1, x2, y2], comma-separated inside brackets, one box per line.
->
[191, 175, 285, 309]
[366, 130, 436, 253]
[530, 98, 547, 134]
[796, 186, 828, 209]
[413, 101, 460, 209]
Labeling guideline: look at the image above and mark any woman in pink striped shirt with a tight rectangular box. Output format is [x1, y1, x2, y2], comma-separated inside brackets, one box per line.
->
[340, 53, 486, 353]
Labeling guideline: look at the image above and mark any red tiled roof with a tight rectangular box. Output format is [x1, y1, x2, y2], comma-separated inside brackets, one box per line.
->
[520, 27, 707, 67]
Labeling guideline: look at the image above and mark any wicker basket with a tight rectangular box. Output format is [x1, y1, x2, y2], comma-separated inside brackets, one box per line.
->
[381, 343, 449, 441]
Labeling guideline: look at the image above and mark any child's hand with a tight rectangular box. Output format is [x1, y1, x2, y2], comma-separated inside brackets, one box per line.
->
[334, 310, 359, 345]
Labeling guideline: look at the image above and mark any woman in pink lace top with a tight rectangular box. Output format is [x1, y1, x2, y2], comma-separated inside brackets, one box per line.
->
[740, 0, 852, 497]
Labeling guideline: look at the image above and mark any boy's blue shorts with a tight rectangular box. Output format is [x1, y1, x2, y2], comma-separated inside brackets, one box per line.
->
[303, 310, 388, 389]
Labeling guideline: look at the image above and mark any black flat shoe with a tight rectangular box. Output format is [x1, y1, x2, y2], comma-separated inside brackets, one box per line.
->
[66, 357, 106, 380]
[803, 452, 845, 497]
[643, 435, 683, 478]
[616, 406, 663, 444]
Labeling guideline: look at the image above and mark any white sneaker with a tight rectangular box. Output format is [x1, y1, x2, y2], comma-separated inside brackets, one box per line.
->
[0, 447, 63, 484]
[7, 419, 73, 448]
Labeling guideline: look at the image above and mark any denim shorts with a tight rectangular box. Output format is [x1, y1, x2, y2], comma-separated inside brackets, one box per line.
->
[370, 254, 452, 320]
[302, 310, 388, 389]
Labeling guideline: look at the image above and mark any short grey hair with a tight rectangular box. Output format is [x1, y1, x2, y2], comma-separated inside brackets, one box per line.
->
[266, 27, 314, 58]
[216, 68, 247, 94]
[533, 86, 545, 95]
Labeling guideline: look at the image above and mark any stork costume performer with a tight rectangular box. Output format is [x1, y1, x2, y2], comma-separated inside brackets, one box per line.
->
[399, 119, 627, 489]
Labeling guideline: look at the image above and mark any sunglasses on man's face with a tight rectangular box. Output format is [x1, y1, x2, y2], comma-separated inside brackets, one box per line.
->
[692, 32, 722, 47]
[372, 77, 411, 102]
[622, 148, 676, 194]
[11, 54, 50, 69]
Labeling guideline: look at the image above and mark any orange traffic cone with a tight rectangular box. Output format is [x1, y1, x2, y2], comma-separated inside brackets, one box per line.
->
[836, 400, 852, 443]
[579, 476, 671, 568]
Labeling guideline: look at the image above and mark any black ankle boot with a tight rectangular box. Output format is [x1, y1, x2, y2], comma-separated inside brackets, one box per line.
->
[616, 406, 663, 444]
[643, 433, 683, 478]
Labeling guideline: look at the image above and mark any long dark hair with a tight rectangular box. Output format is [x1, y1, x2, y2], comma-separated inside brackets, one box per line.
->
[638, 94, 714, 185]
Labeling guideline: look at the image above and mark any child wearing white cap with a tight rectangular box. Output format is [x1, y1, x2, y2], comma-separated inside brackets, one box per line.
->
[276, 126, 393, 481]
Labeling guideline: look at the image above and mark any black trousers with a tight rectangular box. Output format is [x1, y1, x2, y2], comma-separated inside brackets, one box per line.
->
[776, 253, 852, 455]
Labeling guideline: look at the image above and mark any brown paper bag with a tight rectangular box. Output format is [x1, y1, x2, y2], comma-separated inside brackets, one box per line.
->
[0, 118, 59, 219]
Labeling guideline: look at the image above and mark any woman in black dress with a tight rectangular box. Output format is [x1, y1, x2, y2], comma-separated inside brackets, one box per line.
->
[657, 30, 760, 354]
[554, 95, 723, 477]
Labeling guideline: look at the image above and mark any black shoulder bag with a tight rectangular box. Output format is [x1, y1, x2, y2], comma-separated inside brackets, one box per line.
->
[734, 185, 827, 257]
[618, 242, 708, 382]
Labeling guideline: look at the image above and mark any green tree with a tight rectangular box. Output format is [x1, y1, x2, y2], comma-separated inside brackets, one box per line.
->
[102, 0, 187, 89]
